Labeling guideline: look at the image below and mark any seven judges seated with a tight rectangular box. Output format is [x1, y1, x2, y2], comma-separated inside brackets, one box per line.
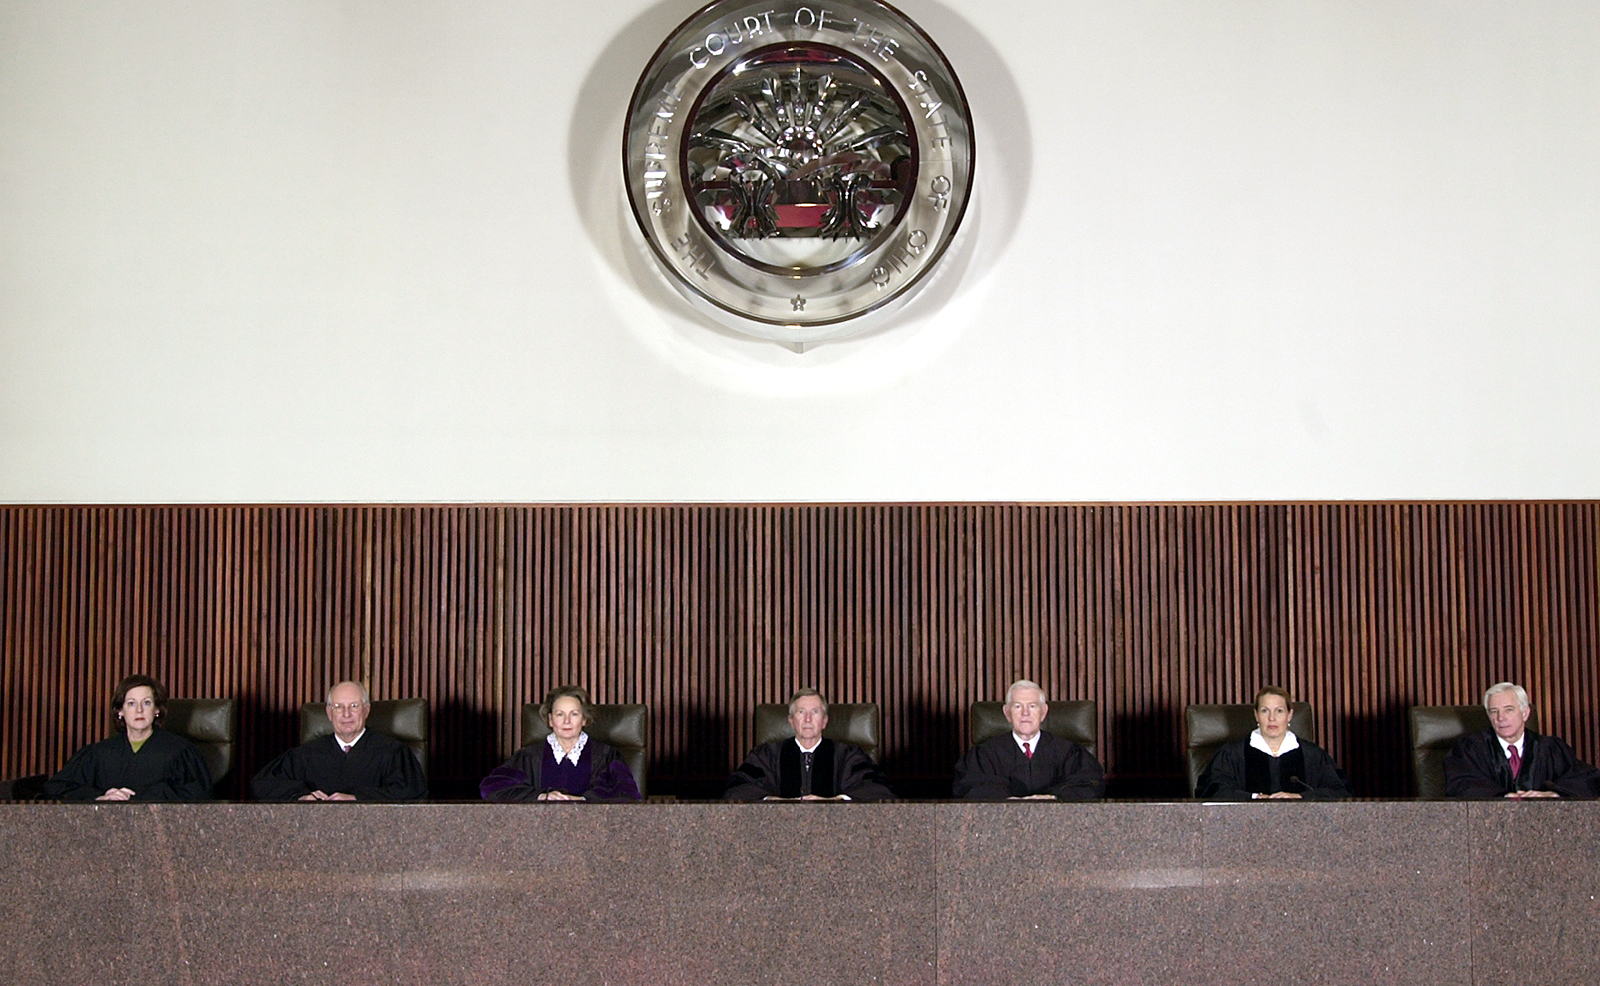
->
[32, 676, 1600, 802]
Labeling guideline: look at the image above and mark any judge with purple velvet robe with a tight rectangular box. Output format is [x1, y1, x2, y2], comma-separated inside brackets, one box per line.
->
[480, 686, 641, 803]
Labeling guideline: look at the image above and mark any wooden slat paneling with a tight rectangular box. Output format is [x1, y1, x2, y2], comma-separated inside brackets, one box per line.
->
[2, 503, 1596, 798]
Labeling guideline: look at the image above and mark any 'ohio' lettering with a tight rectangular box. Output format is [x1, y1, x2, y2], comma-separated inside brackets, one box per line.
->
[870, 229, 929, 288]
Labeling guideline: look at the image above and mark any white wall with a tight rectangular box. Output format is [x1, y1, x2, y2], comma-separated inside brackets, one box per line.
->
[2, 0, 1596, 502]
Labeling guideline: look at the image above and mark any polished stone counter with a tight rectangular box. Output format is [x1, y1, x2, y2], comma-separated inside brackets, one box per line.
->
[1, 801, 1596, 985]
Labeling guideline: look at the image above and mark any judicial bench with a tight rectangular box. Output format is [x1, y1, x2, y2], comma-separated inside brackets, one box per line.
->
[2, 800, 1596, 986]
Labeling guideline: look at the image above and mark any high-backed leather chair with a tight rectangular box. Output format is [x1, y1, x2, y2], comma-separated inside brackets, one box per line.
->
[301, 699, 428, 776]
[165, 697, 238, 796]
[0, 774, 48, 801]
[1409, 704, 1533, 798]
[969, 700, 1098, 759]
[1185, 702, 1316, 796]
[755, 702, 880, 762]
[522, 703, 649, 797]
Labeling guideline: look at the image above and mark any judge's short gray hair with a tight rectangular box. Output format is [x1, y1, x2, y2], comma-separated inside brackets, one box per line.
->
[788, 688, 828, 717]
[1004, 680, 1047, 704]
[1483, 682, 1529, 712]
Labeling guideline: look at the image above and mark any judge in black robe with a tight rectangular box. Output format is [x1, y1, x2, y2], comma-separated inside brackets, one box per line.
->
[1444, 728, 1600, 800]
[252, 730, 427, 802]
[1197, 733, 1352, 800]
[953, 730, 1105, 801]
[43, 727, 212, 802]
[724, 737, 894, 801]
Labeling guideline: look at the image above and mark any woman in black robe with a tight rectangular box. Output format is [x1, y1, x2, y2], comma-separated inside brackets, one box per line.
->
[42, 674, 212, 802]
[1197, 686, 1352, 800]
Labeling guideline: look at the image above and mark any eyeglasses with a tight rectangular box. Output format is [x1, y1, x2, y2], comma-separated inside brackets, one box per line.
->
[326, 703, 367, 714]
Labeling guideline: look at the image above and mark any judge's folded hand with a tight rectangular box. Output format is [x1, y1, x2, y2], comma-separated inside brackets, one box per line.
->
[1259, 791, 1303, 799]
[1011, 794, 1054, 800]
[97, 787, 135, 801]
[1507, 789, 1560, 799]
[538, 790, 585, 801]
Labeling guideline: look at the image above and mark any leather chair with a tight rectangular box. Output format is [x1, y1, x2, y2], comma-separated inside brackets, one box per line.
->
[165, 697, 238, 796]
[755, 702, 880, 762]
[969, 700, 1098, 759]
[1185, 702, 1316, 796]
[0, 774, 48, 801]
[522, 703, 649, 797]
[1409, 704, 1533, 798]
[301, 698, 428, 776]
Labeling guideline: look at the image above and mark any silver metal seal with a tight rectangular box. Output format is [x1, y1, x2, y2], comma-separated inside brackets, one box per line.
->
[624, 1, 975, 344]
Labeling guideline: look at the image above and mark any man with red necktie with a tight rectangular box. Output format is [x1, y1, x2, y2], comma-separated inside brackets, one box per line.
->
[1444, 682, 1600, 799]
[952, 679, 1104, 801]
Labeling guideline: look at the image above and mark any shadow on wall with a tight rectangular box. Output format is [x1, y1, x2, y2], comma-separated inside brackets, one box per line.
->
[880, 698, 963, 798]
[1113, 708, 1184, 796]
[240, 694, 300, 802]
[653, 704, 732, 800]
[437, 699, 502, 800]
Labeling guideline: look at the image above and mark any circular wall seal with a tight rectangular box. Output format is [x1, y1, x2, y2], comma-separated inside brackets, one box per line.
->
[624, 0, 975, 344]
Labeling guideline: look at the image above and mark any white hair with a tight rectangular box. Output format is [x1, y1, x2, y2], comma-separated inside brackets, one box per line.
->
[1005, 679, 1047, 704]
[1482, 682, 1529, 712]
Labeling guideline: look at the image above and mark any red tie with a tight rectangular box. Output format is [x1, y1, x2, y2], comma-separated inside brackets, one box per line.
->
[1509, 745, 1521, 779]
[1023, 742, 1033, 760]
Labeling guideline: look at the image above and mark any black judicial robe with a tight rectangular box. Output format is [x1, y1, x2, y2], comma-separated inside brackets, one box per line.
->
[1196, 738, 1352, 800]
[43, 728, 212, 802]
[952, 731, 1105, 801]
[1444, 728, 1600, 800]
[251, 731, 427, 802]
[724, 738, 894, 801]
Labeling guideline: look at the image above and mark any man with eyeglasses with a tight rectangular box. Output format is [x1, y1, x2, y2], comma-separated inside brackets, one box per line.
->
[252, 681, 427, 802]
[724, 689, 894, 801]
[953, 679, 1104, 800]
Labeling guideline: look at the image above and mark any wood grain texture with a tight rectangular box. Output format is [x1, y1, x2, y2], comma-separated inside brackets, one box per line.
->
[3, 503, 1595, 797]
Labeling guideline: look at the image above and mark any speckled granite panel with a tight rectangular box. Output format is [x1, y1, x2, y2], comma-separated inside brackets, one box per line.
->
[937, 802, 1473, 986]
[372, 802, 940, 986]
[0, 803, 938, 986]
[1466, 801, 1600, 986]
[0, 804, 153, 985]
